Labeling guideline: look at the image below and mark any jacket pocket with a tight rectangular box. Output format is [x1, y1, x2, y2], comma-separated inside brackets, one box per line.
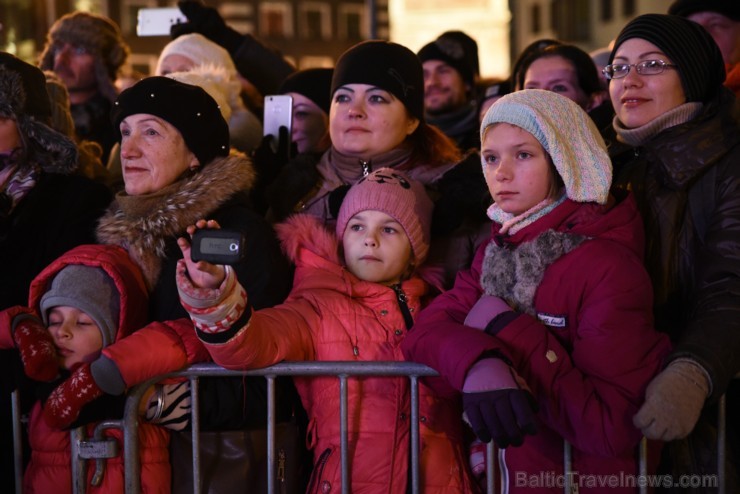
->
[307, 446, 334, 494]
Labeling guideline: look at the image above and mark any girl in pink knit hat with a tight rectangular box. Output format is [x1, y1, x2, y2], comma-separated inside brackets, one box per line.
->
[175, 167, 476, 492]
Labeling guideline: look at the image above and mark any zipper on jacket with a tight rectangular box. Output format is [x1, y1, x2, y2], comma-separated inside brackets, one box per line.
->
[392, 284, 414, 330]
[307, 447, 333, 494]
[277, 448, 286, 494]
[359, 159, 371, 176]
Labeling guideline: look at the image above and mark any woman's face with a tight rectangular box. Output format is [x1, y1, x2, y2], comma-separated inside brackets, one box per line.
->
[0, 117, 20, 153]
[329, 84, 419, 158]
[609, 38, 686, 129]
[157, 54, 196, 75]
[119, 114, 198, 196]
[523, 55, 592, 110]
[289, 92, 329, 154]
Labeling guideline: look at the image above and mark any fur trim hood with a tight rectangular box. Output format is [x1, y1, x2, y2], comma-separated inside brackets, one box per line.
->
[96, 152, 256, 289]
[0, 64, 78, 173]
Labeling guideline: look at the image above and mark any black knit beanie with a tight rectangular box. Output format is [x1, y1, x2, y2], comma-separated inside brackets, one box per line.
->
[0, 52, 51, 119]
[609, 13, 725, 103]
[111, 76, 229, 166]
[669, 0, 740, 21]
[279, 67, 334, 114]
[331, 40, 425, 122]
[418, 30, 479, 88]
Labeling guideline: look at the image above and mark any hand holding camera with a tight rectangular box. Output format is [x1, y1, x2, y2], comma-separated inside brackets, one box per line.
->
[177, 219, 244, 289]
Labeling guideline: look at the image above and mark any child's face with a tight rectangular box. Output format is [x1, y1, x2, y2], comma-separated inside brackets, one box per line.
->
[481, 123, 557, 216]
[47, 306, 104, 370]
[342, 210, 413, 286]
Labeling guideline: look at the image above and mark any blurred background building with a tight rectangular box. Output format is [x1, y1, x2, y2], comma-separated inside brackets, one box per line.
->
[1, 0, 673, 80]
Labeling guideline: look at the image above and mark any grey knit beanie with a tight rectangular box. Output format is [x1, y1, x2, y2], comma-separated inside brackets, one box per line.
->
[480, 89, 612, 204]
[40, 265, 120, 347]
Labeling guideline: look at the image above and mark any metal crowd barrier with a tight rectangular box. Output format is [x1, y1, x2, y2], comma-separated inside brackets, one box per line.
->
[10, 363, 732, 494]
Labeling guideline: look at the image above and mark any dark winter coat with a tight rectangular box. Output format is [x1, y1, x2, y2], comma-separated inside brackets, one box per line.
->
[609, 89, 740, 400]
[403, 196, 672, 493]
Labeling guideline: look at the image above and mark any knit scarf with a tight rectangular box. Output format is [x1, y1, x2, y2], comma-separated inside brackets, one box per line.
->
[487, 193, 567, 235]
[613, 102, 702, 147]
[96, 154, 255, 290]
[425, 100, 478, 145]
[0, 149, 38, 214]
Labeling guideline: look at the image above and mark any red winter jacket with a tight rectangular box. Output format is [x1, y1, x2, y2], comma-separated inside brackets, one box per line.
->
[402, 196, 672, 493]
[186, 215, 476, 493]
[0, 244, 171, 493]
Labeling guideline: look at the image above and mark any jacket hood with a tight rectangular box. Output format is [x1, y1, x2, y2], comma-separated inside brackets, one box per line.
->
[275, 214, 440, 296]
[27, 244, 149, 342]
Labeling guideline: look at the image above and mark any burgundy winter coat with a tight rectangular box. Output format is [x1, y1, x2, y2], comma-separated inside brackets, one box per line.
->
[0, 244, 171, 493]
[402, 195, 672, 493]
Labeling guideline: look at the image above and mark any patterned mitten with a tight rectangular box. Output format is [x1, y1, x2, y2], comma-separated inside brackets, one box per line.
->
[12, 312, 59, 382]
[43, 362, 103, 429]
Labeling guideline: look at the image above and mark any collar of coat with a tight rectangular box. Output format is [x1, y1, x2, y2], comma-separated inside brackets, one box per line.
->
[481, 229, 586, 316]
[96, 152, 256, 290]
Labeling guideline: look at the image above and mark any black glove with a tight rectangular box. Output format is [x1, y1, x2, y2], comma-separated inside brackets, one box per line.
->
[172, 1, 242, 54]
[462, 359, 538, 448]
[253, 126, 294, 176]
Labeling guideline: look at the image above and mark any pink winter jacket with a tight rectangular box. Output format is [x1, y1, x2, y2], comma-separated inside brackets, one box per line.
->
[402, 196, 673, 493]
[0, 244, 171, 493]
[182, 215, 476, 493]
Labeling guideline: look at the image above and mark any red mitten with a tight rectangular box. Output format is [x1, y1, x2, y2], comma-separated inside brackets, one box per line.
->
[43, 363, 103, 429]
[12, 311, 60, 382]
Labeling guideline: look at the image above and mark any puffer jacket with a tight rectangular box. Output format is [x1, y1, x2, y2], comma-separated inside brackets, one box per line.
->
[186, 214, 476, 493]
[0, 244, 170, 493]
[402, 196, 672, 493]
[609, 89, 740, 400]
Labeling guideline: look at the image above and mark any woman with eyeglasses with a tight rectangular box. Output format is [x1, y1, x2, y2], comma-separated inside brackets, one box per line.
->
[605, 13, 740, 487]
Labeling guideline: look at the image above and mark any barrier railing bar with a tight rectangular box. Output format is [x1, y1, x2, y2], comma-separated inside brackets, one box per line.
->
[409, 376, 420, 494]
[267, 375, 276, 494]
[564, 440, 573, 493]
[639, 437, 648, 494]
[12, 389, 22, 494]
[339, 375, 349, 494]
[71, 426, 86, 494]
[719, 393, 726, 494]
[486, 441, 495, 493]
[190, 375, 202, 494]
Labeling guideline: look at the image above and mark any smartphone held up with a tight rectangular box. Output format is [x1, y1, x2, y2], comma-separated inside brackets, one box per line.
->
[263, 95, 293, 155]
[137, 7, 187, 37]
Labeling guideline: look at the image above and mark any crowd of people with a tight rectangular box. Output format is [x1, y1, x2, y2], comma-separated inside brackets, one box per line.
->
[1, 0, 739, 492]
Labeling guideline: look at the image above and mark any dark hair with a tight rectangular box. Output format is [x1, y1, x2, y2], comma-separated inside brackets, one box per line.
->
[405, 122, 461, 169]
[511, 39, 561, 90]
[519, 44, 603, 96]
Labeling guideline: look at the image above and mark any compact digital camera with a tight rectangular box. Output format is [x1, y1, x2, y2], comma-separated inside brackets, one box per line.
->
[190, 229, 245, 265]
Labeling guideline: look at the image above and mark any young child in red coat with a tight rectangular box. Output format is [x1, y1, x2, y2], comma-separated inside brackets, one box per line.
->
[0, 244, 171, 493]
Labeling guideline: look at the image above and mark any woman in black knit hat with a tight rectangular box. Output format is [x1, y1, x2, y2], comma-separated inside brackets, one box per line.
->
[605, 13, 740, 488]
[268, 40, 492, 288]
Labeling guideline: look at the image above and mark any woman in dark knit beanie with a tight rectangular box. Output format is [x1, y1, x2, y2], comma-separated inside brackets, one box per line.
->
[606, 13, 740, 488]
[268, 40, 493, 288]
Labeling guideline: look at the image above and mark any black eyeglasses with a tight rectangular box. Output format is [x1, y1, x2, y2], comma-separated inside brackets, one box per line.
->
[602, 60, 677, 80]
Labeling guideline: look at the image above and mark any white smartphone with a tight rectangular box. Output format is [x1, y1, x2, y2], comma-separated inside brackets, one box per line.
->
[136, 7, 187, 37]
[263, 95, 293, 154]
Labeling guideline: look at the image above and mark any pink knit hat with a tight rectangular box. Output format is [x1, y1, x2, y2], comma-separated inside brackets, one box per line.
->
[336, 168, 433, 264]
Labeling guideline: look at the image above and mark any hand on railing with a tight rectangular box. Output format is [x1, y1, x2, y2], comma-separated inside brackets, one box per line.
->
[43, 362, 103, 429]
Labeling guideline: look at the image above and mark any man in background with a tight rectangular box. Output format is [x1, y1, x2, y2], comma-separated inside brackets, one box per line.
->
[38, 11, 129, 162]
[418, 30, 481, 152]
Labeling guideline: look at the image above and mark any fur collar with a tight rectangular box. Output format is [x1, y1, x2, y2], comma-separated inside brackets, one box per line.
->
[96, 152, 256, 289]
[481, 229, 586, 315]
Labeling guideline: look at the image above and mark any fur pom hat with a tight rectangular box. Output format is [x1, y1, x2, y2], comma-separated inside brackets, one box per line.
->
[609, 14, 725, 103]
[418, 30, 480, 88]
[40, 265, 120, 347]
[332, 40, 425, 122]
[0, 53, 77, 172]
[279, 68, 334, 114]
[336, 168, 433, 264]
[481, 89, 612, 204]
[155, 33, 237, 76]
[38, 12, 129, 102]
[112, 76, 229, 166]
